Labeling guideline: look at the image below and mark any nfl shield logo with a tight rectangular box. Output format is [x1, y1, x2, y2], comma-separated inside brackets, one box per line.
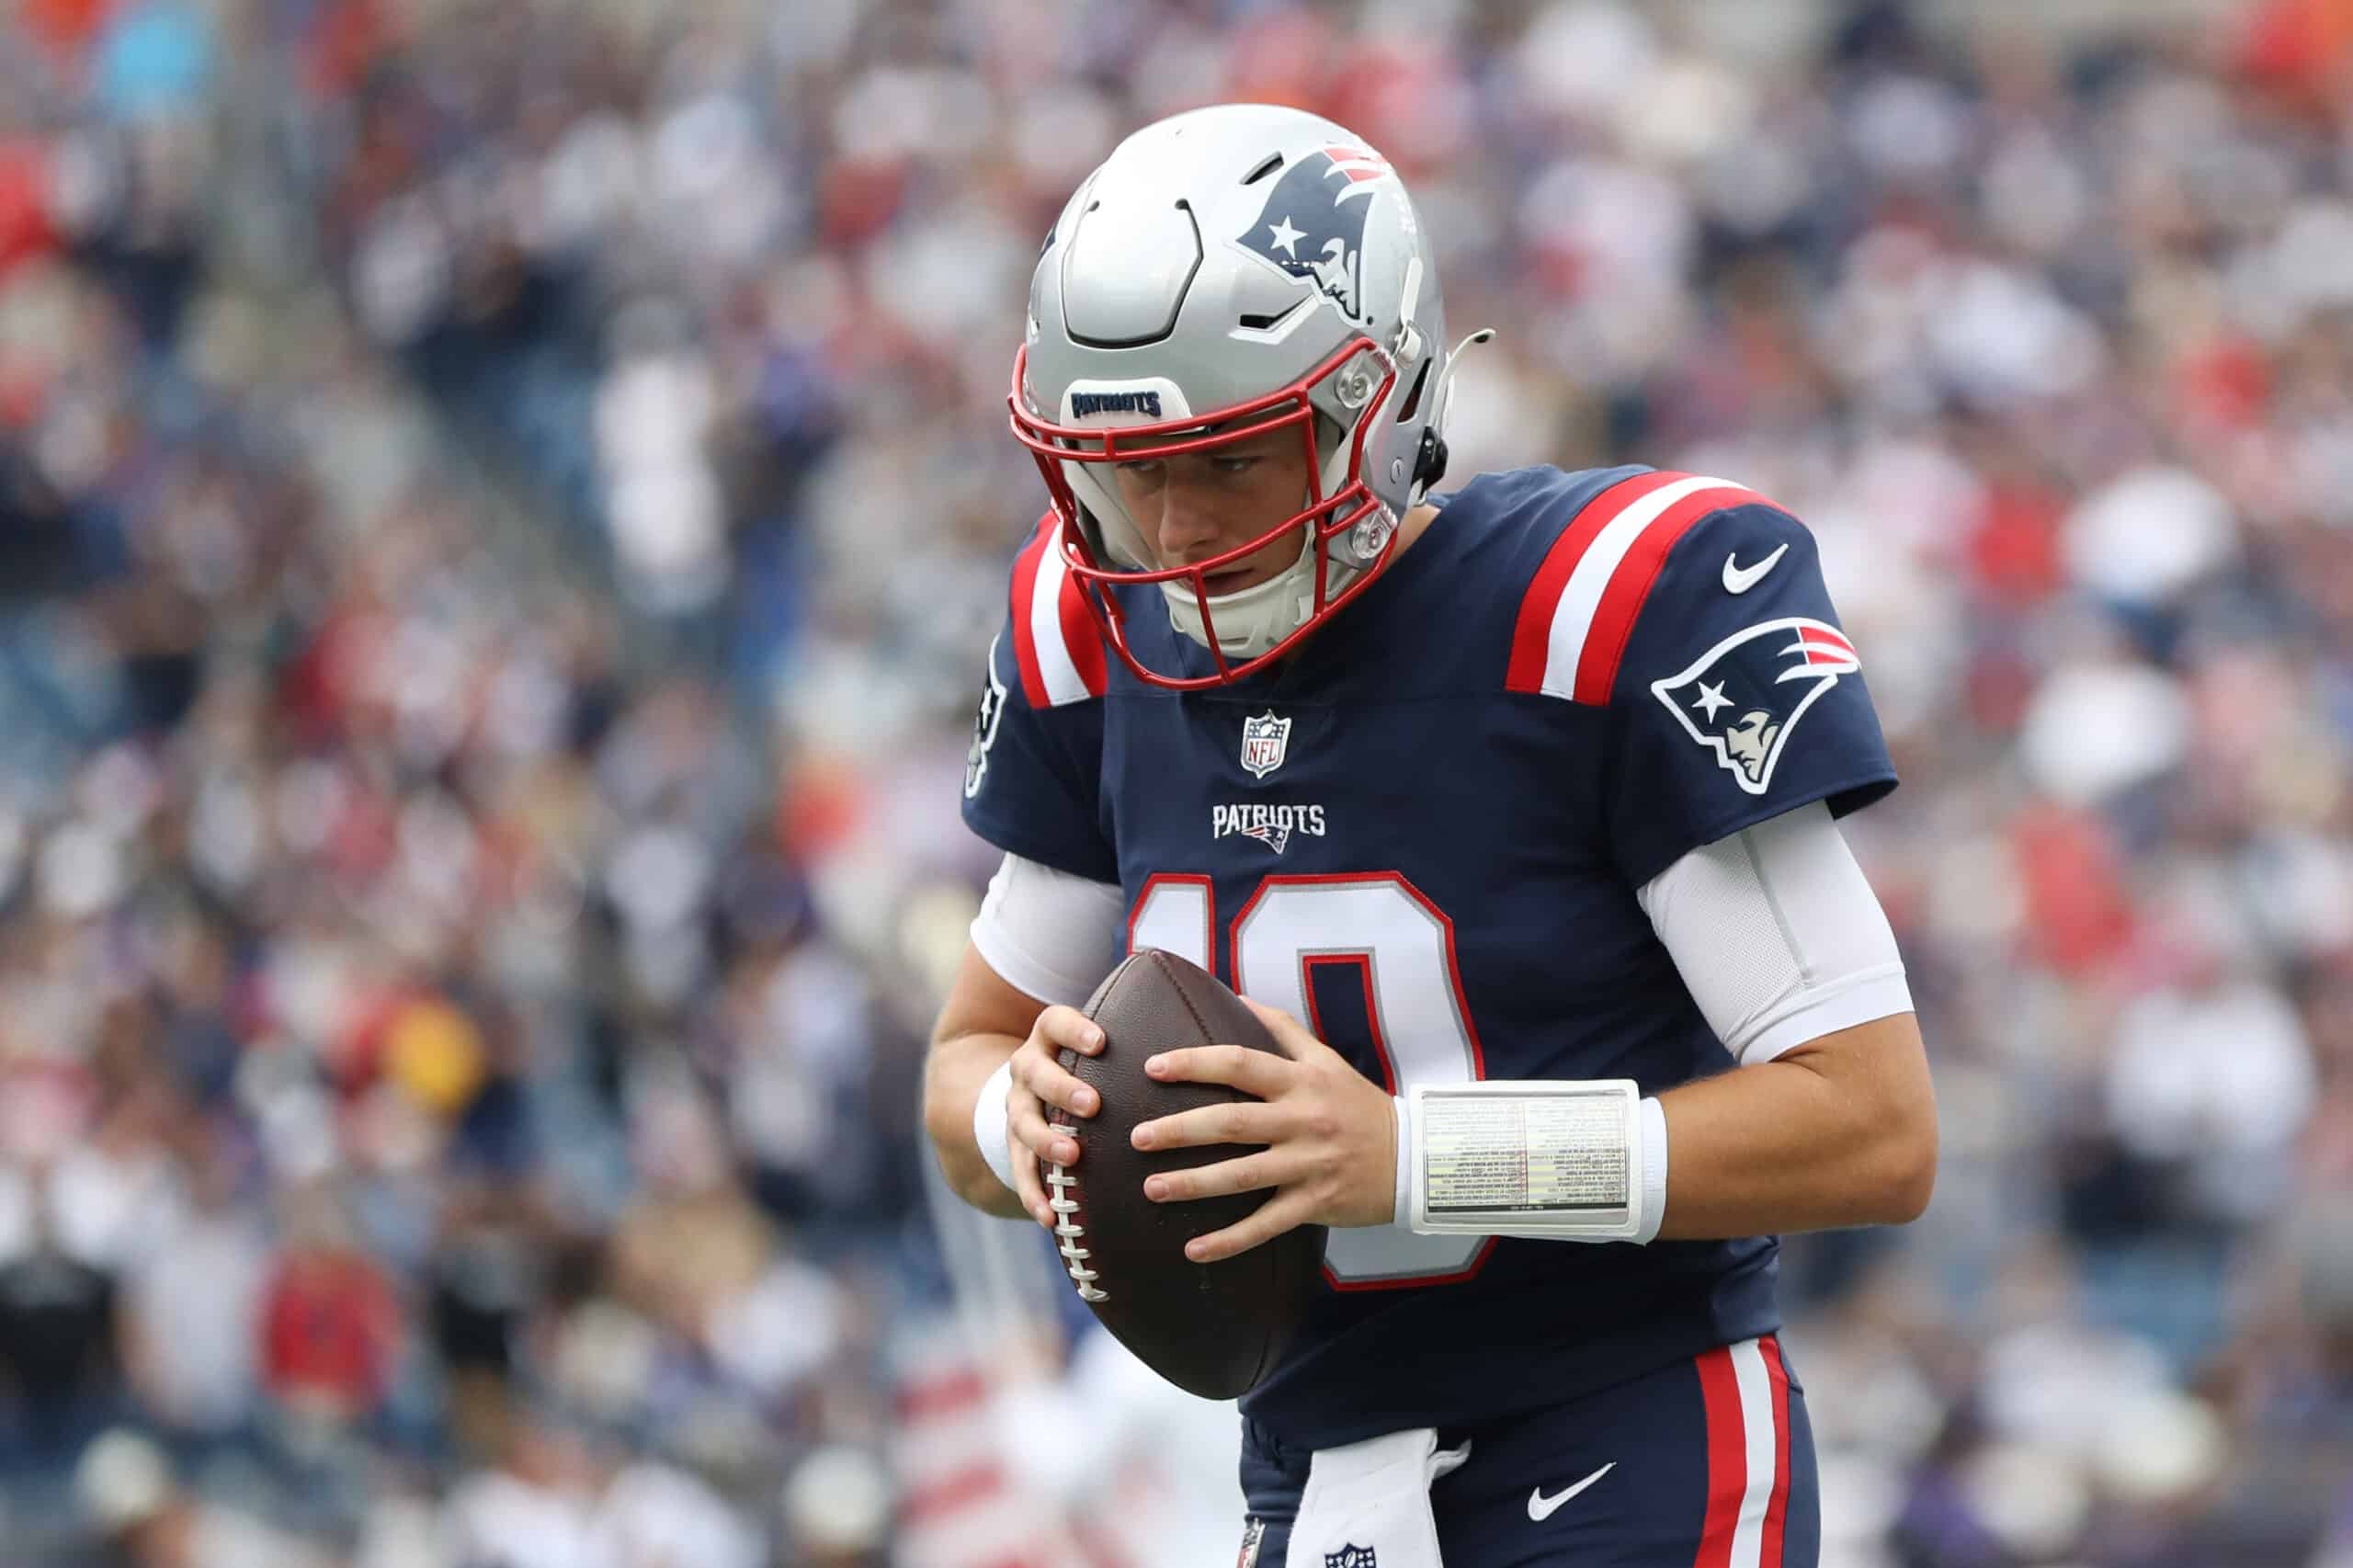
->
[1241, 711, 1292, 779]
[1324, 1548, 1377, 1568]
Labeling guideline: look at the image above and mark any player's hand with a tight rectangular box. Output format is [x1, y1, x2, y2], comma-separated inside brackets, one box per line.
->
[1005, 1006, 1107, 1232]
[1131, 998, 1397, 1263]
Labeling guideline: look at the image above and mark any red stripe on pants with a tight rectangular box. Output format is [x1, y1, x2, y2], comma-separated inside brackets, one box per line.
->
[1693, 1345, 1746, 1568]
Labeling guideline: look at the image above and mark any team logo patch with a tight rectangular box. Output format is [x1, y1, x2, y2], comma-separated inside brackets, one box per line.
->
[1240, 710, 1292, 778]
[1651, 617, 1859, 795]
[1325, 1547, 1377, 1568]
[963, 632, 1008, 799]
[1236, 1518, 1266, 1568]
[1236, 146, 1392, 325]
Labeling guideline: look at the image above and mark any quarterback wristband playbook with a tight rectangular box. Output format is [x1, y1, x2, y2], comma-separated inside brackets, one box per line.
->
[1397, 1081, 1669, 1244]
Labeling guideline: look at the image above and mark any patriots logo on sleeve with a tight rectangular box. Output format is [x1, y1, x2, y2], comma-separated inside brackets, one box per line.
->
[1236, 146, 1392, 324]
[963, 631, 1008, 800]
[1651, 618, 1860, 794]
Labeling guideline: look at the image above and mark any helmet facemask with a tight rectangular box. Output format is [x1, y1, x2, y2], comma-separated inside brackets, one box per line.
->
[1009, 335, 1405, 690]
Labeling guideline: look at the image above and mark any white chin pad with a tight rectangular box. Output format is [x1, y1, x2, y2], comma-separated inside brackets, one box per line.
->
[1164, 528, 1327, 659]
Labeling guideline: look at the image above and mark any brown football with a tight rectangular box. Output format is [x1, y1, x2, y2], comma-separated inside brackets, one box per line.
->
[1044, 949, 1324, 1400]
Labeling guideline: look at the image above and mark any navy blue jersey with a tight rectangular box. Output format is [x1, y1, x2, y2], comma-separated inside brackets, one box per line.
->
[961, 465, 1898, 1449]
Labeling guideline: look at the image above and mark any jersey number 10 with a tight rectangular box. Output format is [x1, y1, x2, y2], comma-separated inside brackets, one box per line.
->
[1128, 871, 1495, 1290]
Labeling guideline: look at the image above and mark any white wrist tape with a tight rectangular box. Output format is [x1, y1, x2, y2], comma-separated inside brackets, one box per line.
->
[1392, 1096, 1412, 1229]
[973, 1056, 1018, 1193]
[1400, 1081, 1668, 1244]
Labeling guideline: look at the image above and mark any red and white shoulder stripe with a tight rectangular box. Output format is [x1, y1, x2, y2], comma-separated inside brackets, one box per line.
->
[1695, 1335, 1797, 1568]
[1506, 472, 1775, 705]
[1009, 513, 1108, 709]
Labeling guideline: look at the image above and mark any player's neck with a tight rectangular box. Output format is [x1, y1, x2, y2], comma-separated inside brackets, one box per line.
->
[1395, 501, 1438, 556]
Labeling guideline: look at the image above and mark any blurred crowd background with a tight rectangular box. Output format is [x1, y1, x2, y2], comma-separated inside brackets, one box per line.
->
[1, 0, 2351, 1562]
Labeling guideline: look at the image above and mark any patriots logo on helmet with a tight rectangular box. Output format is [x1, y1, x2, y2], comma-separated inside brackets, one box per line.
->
[1651, 618, 1860, 795]
[1236, 145, 1392, 324]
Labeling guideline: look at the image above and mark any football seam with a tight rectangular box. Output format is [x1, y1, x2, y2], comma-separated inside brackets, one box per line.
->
[1149, 949, 1223, 1048]
[1045, 1106, 1104, 1301]
[1053, 950, 1261, 1309]
[1050, 952, 1222, 1311]
[1046, 957, 1146, 1307]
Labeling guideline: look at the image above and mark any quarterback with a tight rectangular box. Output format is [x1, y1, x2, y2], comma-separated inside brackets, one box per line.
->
[924, 103, 1936, 1568]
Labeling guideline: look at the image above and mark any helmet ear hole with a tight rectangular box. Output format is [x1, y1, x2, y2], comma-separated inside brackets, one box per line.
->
[1392, 358, 1433, 426]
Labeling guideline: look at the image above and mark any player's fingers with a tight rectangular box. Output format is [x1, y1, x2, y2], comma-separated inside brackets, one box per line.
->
[1240, 997, 1325, 1059]
[1036, 1005, 1107, 1057]
[1007, 1089, 1084, 1169]
[1131, 1096, 1282, 1152]
[1011, 1143, 1054, 1230]
[1010, 1043, 1100, 1121]
[1183, 1189, 1313, 1265]
[1143, 1151, 1290, 1204]
[1142, 1042, 1291, 1097]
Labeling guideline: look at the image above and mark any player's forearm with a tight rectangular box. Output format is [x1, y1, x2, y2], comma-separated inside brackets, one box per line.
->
[1652, 1017, 1936, 1238]
[922, 1033, 1030, 1220]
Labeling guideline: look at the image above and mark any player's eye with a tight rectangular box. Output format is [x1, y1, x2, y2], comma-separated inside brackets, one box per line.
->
[1211, 456, 1260, 476]
[1115, 459, 1165, 481]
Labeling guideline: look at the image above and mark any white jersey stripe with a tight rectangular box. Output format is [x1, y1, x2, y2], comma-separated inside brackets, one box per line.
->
[1539, 474, 1745, 699]
[1029, 533, 1091, 707]
[1728, 1336, 1780, 1568]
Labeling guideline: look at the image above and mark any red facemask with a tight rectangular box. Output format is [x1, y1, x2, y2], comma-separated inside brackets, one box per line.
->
[1007, 335, 1402, 689]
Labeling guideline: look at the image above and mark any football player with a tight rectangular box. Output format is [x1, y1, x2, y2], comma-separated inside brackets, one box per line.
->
[924, 103, 1936, 1568]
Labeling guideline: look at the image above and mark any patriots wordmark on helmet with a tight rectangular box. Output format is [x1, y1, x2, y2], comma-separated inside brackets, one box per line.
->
[1651, 617, 1860, 794]
[1069, 389, 1163, 418]
[1236, 146, 1392, 324]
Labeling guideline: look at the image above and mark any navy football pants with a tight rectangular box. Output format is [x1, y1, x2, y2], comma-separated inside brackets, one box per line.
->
[1239, 1335, 1819, 1568]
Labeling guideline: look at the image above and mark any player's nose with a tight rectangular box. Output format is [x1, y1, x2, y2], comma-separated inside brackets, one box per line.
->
[1154, 479, 1227, 567]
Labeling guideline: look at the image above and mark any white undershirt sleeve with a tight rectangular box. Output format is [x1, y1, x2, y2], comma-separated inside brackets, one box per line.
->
[969, 851, 1127, 1008]
[968, 854, 1125, 1195]
[1637, 801, 1913, 1064]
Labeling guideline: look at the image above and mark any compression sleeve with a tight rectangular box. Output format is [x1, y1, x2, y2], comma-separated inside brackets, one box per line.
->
[1636, 800, 1912, 1063]
[969, 851, 1126, 1008]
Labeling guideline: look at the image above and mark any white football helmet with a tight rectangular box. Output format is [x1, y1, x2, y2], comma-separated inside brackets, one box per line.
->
[1009, 103, 1482, 688]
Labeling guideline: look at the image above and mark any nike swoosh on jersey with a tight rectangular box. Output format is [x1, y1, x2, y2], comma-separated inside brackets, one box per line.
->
[1722, 544, 1790, 595]
[1528, 1460, 1616, 1521]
